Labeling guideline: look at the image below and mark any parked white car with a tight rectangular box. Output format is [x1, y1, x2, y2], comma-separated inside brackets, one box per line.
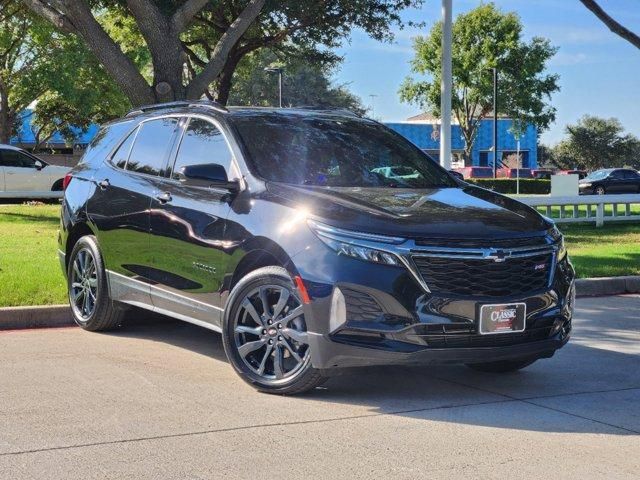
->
[0, 144, 70, 198]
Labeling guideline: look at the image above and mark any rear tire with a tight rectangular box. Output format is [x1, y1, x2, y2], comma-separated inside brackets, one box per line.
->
[222, 266, 326, 395]
[466, 358, 537, 373]
[67, 235, 123, 331]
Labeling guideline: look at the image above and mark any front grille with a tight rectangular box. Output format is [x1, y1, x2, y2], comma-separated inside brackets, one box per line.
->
[412, 252, 553, 297]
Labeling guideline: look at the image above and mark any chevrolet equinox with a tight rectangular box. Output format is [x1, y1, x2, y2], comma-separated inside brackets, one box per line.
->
[58, 101, 575, 394]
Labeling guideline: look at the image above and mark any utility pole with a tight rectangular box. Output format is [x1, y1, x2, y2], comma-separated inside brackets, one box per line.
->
[440, 0, 453, 169]
[492, 67, 498, 178]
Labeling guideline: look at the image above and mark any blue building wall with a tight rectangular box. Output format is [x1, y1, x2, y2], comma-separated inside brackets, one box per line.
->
[386, 118, 538, 168]
[10, 109, 99, 147]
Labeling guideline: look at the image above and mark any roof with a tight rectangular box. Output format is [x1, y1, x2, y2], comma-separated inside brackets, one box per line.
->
[0, 143, 26, 152]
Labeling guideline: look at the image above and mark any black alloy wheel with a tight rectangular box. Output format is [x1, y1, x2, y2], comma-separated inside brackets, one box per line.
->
[222, 266, 325, 394]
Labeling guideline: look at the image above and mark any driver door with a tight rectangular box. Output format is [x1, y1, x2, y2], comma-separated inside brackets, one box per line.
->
[148, 116, 238, 328]
[1, 150, 49, 192]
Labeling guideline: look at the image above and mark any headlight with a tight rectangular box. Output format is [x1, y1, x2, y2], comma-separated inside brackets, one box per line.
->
[307, 219, 402, 266]
[580, 182, 591, 188]
[548, 224, 567, 260]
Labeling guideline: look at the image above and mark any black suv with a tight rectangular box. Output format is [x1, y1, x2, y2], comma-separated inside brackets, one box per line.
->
[59, 101, 575, 394]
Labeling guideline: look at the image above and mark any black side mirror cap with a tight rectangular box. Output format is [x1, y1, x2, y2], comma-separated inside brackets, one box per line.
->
[178, 163, 240, 192]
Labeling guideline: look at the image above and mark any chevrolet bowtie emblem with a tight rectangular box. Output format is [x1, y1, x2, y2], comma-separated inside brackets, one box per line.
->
[484, 248, 510, 262]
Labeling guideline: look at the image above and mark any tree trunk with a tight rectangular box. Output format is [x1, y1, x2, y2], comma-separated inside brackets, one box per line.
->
[0, 87, 12, 144]
[215, 52, 242, 105]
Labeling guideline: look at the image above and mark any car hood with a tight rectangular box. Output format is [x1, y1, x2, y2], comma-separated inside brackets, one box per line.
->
[264, 182, 550, 240]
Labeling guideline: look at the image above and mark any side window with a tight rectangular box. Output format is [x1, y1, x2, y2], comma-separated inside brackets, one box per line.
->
[610, 170, 624, 180]
[111, 128, 138, 169]
[1, 150, 36, 168]
[624, 170, 639, 179]
[127, 117, 179, 176]
[171, 118, 233, 180]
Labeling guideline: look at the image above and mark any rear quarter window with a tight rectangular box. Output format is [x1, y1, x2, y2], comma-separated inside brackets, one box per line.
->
[78, 120, 137, 168]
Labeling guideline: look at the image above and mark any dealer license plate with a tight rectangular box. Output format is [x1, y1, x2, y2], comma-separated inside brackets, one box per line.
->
[479, 303, 526, 335]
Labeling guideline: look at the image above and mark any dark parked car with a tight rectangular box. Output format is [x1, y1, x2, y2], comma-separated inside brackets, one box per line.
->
[579, 168, 640, 195]
[59, 102, 575, 394]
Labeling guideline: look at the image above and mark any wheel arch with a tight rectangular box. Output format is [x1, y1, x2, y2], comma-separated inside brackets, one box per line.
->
[225, 237, 298, 297]
[65, 222, 97, 268]
[51, 178, 64, 191]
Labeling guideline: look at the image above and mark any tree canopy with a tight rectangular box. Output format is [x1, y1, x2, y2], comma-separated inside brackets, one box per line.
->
[552, 115, 640, 171]
[0, 0, 128, 146]
[399, 3, 559, 162]
[21, 0, 421, 106]
[227, 49, 366, 114]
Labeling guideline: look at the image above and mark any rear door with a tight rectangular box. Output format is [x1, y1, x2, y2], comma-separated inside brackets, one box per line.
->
[147, 116, 238, 327]
[621, 170, 640, 193]
[86, 116, 181, 308]
[606, 170, 626, 193]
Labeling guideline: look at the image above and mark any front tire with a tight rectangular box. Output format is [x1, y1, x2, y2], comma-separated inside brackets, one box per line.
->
[594, 185, 606, 195]
[67, 235, 123, 331]
[222, 266, 326, 395]
[466, 358, 537, 373]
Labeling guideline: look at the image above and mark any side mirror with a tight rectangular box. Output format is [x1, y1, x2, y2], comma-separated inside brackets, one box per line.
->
[34, 160, 44, 170]
[178, 163, 240, 192]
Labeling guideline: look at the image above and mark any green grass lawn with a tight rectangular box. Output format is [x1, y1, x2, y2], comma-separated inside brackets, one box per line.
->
[0, 203, 638, 306]
[0, 204, 67, 307]
[559, 223, 640, 279]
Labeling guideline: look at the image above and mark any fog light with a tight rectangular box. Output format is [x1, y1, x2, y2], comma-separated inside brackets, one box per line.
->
[330, 287, 347, 333]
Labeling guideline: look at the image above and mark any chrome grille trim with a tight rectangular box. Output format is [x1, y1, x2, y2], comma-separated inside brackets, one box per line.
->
[409, 244, 556, 261]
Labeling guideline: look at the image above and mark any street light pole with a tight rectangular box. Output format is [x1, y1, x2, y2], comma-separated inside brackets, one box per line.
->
[264, 67, 283, 108]
[277, 70, 283, 108]
[492, 67, 498, 178]
[439, 0, 452, 170]
[369, 94, 378, 118]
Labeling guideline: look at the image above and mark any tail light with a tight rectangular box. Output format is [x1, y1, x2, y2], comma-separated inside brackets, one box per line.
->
[62, 173, 72, 190]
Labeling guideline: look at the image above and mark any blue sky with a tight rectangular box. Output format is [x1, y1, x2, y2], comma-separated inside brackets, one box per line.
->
[333, 0, 640, 145]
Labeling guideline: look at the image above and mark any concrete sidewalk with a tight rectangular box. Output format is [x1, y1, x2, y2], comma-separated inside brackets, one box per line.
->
[0, 295, 639, 479]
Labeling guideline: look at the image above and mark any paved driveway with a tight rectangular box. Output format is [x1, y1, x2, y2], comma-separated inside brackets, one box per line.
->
[1, 295, 639, 479]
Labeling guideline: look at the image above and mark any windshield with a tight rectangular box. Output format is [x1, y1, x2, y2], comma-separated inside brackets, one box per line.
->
[231, 113, 457, 188]
[585, 170, 610, 181]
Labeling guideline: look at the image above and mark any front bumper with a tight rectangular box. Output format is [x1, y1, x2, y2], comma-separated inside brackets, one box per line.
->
[299, 253, 575, 371]
[308, 330, 569, 370]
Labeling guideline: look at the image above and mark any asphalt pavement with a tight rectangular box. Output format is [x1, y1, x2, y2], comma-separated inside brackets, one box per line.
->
[0, 295, 639, 479]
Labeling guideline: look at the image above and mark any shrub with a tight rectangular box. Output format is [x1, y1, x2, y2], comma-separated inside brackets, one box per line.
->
[466, 178, 550, 194]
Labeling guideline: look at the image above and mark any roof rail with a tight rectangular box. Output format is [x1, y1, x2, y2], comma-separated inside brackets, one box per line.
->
[126, 100, 228, 117]
[294, 106, 362, 117]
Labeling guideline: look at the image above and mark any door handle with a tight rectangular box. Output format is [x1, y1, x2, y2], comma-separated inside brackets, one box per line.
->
[98, 179, 110, 190]
[156, 192, 172, 204]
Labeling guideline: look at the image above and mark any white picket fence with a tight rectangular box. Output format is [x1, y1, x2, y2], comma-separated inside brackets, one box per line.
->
[518, 194, 640, 227]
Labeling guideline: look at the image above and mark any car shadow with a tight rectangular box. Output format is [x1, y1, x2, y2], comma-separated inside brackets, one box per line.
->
[0, 210, 61, 224]
[108, 305, 640, 436]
